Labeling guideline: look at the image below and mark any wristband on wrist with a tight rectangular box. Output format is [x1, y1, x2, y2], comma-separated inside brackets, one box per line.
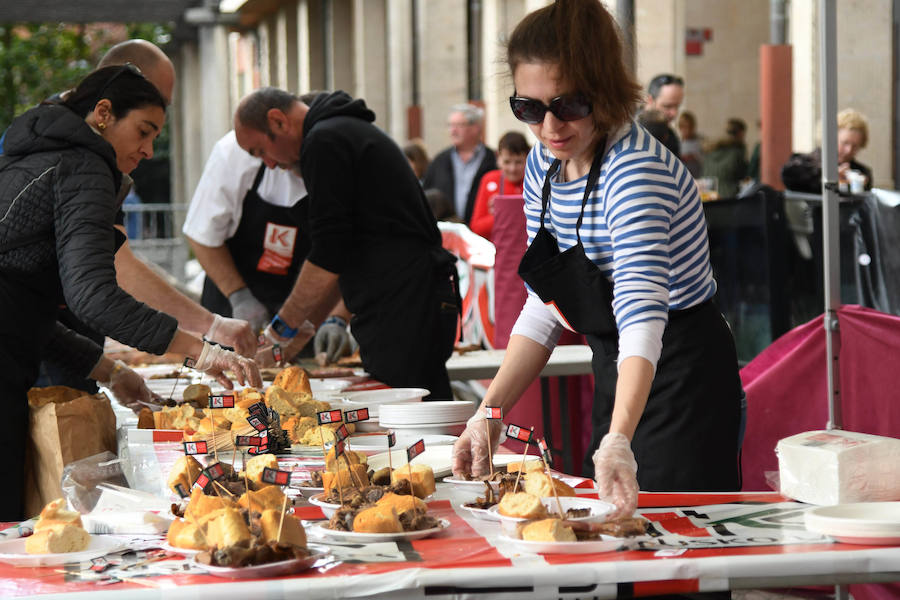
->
[321, 315, 348, 329]
[270, 314, 298, 339]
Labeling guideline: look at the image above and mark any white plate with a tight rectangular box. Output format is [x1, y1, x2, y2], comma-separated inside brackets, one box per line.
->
[192, 544, 330, 579]
[309, 378, 352, 394]
[377, 421, 468, 436]
[160, 541, 203, 556]
[489, 497, 616, 535]
[496, 533, 622, 554]
[378, 401, 475, 424]
[0, 535, 123, 567]
[309, 519, 449, 542]
[348, 433, 458, 450]
[340, 388, 430, 405]
[805, 502, 900, 545]
[458, 503, 499, 521]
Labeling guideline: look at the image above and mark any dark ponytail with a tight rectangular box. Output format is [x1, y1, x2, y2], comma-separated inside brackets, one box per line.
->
[62, 65, 166, 120]
[507, 0, 642, 134]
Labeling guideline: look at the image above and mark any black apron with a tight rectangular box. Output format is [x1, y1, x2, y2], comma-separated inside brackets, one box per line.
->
[201, 164, 310, 318]
[348, 246, 460, 401]
[518, 152, 742, 491]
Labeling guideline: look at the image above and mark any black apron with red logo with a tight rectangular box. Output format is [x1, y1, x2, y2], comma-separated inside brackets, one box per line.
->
[201, 164, 310, 318]
[518, 152, 741, 491]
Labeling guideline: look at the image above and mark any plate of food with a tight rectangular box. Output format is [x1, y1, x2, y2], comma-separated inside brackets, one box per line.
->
[159, 541, 203, 556]
[307, 493, 341, 518]
[458, 503, 500, 521]
[496, 531, 623, 554]
[309, 519, 450, 543]
[0, 535, 123, 567]
[490, 496, 616, 534]
[193, 543, 331, 579]
[443, 476, 502, 491]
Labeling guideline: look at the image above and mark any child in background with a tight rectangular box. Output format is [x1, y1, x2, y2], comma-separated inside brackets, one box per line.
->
[469, 131, 530, 241]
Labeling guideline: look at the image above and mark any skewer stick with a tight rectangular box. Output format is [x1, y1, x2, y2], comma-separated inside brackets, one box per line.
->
[209, 410, 219, 462]
[276, 493, 289, 543]
[242, 451, 253, 516]
[513, 427, 535, 493]
[538, 439, 564, 519]
[485, 419, 496, 479]
[212, 479, 236, 499]
[407, 460, 416, 498]
[341, 451, 366, 489]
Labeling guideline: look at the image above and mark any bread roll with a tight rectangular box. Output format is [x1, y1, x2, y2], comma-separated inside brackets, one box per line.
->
[183, 383, 212, 404]
[352, 505, 403, 533]
[258, 510, 306, 547]
[205, 508, 251, 549]
[35, 498, 83, 530]
[166, 518, 207, 550]
[506, 460, 543, 474]
[520, 518, 576, 542]
[236, 388, 263, 407]
[244, 454, 279, 489]
[273, 366, 311, 394]
[324, 446, 365, 472]
[25, 524, 90, 554]
[390, 464, 436, 498]
[497, 492, 547, 519]
[238, 485, 287, 513]
[523, 472, 576, 498]
[321, 464, 369, 491]
[375, 492, 426, 514]
[184, 488, 237, 523]
[168, 455, 203, 497]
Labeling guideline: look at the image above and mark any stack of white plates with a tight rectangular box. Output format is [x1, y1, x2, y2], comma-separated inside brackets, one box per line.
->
[378, 400, 475, 435]
[329, 388, 429, 432]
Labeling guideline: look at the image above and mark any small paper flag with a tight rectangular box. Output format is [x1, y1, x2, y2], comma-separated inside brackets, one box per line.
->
[208, 394, 235, 409]
[343, 407, 370, 423]
[261, 467, 291, 486]
[235, 435, 265, 447]
[538, 438, 552, 466]
[506, 423, 532, 444]
[204, 462, 226, 480]
[317, 409, 343, 425]
[334, 423, 350, 443]
[484, 406, 503, 420]
[406, 438, 426, 462]
[183, 441, 208, 455]
[247, 415, 267, 432]
[387, 430, 396, 448]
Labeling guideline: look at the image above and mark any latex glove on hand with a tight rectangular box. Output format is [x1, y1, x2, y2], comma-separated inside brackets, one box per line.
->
[257, 319, 316, 367]
[193, 341, 262, 389]
[228, 288, 269, 333]
[451, 414, 506, 478]
[593, 432, 639, 519]
[100, 360, 156, 413]
[205, 314, 257, 358]
[313, 316, 352, 364]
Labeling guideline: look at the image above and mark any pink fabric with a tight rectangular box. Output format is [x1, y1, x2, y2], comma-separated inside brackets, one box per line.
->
[740, 304, 900, 492]
[492, 194, 594, 472]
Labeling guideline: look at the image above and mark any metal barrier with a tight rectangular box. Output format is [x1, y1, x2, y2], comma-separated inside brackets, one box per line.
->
[120, 202, 189, 284]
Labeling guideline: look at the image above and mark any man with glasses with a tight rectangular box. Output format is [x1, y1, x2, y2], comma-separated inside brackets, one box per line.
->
[422, 104, 497, 224]
[643, 73, 685, 156]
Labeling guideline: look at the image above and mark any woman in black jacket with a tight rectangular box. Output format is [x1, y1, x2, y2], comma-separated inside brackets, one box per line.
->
[0, 66, 261, 519]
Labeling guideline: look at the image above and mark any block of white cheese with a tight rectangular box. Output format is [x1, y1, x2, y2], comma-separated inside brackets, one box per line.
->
[777, 430, 900, 505]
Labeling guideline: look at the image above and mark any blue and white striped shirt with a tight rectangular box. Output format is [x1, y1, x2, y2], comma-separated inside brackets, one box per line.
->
[511, 121, 716, 370]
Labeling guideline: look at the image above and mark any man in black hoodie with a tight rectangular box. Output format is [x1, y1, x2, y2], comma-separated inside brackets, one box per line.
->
[234, 88, 460, 400]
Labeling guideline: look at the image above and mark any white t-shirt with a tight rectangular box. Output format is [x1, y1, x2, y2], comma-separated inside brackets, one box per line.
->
[182, 130, 308, 246]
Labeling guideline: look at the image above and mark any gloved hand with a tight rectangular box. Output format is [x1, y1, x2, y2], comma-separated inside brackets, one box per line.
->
[205, 313, 257, 358]
[228, 288, 269, 333]
[593, 432, 639, 519]
[257, 319, 316, 367]
[193, 341, 262, 389]
[99, 360, 156, 413]
[313, 316, 352, 364]
[451, 413, 506, 478]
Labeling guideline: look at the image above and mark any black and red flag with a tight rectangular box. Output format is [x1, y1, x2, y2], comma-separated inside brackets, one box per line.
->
[183, 440, 208, 456]
[262, 467, 291, 486]
[193, 471, 210, 490]
[538, 438, 553, 467]
[208, 394, 235, 409]
[484, 406, 503, 420]
[343, 407, 370, 423]
[248, 444, 269, 455]
[333, 423, 350, 444]
[247, 401, 267, 420]
[204, 462, 226, 480]
[174, 483, 189, 498]
[247, 415, 267, 432]
[317, 409, 343, 425]
[387, 430, 396, 448]
[506, 423, 533, 444]
[235, 435, 265, 447]
[406, 438, 425, 462]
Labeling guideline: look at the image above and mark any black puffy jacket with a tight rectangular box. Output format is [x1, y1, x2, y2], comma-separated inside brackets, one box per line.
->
[0, 103, 176, 373]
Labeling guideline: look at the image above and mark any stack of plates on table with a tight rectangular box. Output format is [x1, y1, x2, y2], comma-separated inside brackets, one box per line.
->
[330, 388, 430, 432]
[378, 401, 475, 435]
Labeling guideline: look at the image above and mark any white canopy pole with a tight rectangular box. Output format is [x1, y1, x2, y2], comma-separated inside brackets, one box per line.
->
[819, 1, 842, 429]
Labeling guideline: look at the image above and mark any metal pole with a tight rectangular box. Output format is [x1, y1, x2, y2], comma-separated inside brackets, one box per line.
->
[616, 0, 635, 75]
[819, 0, 842, 431]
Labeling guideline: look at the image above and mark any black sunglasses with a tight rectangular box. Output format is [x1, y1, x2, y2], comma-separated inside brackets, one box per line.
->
[98, 63, 144, 98]
[509, 93, 592, 125]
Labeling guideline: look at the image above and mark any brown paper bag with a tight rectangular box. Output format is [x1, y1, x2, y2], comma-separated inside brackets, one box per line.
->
[25, 391, 116, 516]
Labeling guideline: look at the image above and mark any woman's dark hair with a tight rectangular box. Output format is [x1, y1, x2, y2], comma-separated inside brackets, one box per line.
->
[62, 65, 166, 119]
[403, 139, 430, 179]
[498, 131, 530, 155]
[506, 0, 642, 135]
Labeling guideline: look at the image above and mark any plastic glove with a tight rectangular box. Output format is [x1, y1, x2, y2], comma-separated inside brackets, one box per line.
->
[313, 316, 352, 364]
[256, 319, 316, 367]
[205, 314, 257, 358]
[228, 288, 270, 333]
[99, 360, 156, 413]
[193, 341, 262, 389]
[451, 414, 507, 478]
[593, 432, 639, 519]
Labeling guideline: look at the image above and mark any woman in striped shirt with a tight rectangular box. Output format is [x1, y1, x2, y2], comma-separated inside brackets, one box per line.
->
[451, 0, 743, 519]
